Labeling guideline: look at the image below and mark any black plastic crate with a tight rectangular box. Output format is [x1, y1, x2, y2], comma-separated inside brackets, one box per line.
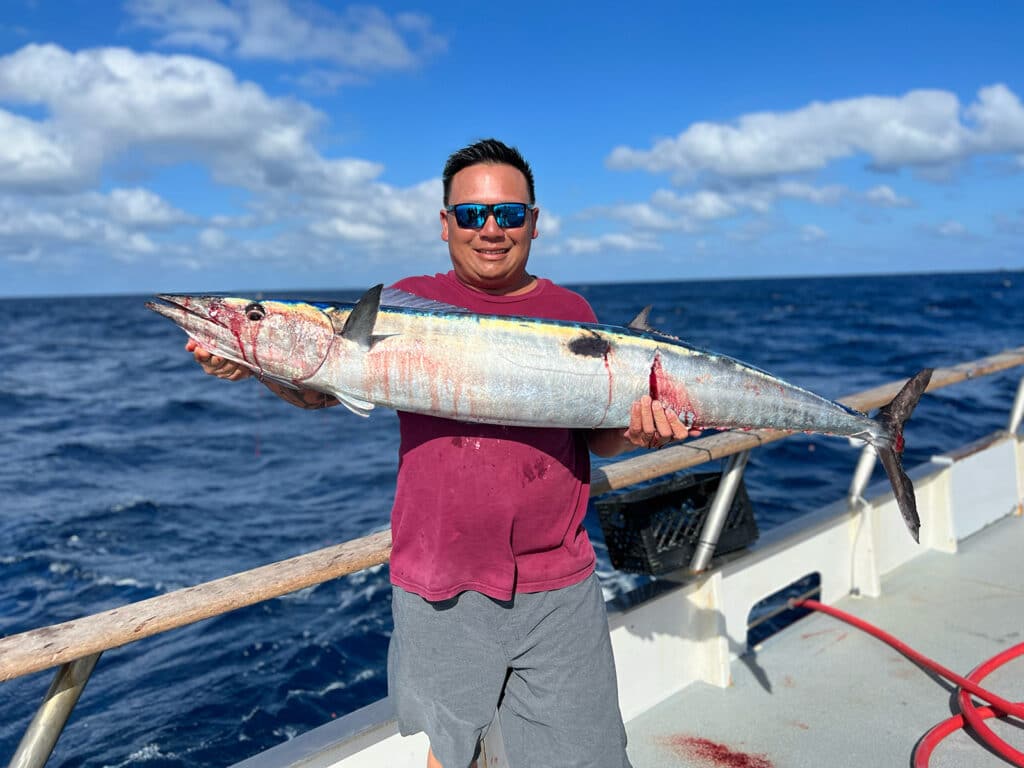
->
[596, 472, 758, 575]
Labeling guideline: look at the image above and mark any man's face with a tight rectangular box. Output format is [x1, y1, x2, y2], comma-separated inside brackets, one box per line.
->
[441, 163, 539, 294]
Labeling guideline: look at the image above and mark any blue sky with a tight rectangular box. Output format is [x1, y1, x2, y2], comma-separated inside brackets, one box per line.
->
[1, 1, 1022, 297]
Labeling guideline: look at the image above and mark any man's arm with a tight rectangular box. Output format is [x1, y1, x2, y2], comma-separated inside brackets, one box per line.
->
[588, 395, 701, 458]
[186, 339, 339, 410]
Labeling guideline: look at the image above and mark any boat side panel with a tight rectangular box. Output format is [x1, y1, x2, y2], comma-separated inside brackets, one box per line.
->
[947, 435, 1020, 538]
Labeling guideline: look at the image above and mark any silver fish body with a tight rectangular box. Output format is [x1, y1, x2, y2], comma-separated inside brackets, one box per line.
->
[317, 304, 876, 438]
[147, 285, 932, 540]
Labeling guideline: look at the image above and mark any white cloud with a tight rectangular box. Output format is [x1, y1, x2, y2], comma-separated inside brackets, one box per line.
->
[607, 84, 1024, 181]
[564, 233, 662, 255]
[596, 87, 1024, 252]
[310, 218, 389, 243]
[0, 109, 80, 189]
[0, 44, 366, 194]
[0, 193, 161, 261]
[776, 181, 844, 205]
[104, 188, 193, 226]
[652, 189, 736, 221]
[935, 219, 968, 238]
[537, 210, 561, 238]
[865, 184, 913, 207]
[306, 178, 439, 248]
[800, 224, 827, 243]
[587, 202, 682, 231]
[125, 0, 445, 72]
[584, 180, 844, 242]
[199, 227, 228, 249]
[965, 84, 1024, 152]
[0, 44, 450, 275]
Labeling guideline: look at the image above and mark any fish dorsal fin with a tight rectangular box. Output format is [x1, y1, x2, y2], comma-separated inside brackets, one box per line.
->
[339, 284, 394, 349]
[626, 305, 685, 343]
[379, 287, 471, 314]
[627, 305, 654, 331]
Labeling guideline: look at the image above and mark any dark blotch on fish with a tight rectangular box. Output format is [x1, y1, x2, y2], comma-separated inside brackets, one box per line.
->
[568, 332, 611, 358]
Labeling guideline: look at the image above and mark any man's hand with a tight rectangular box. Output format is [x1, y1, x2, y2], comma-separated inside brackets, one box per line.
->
[588, 396, 702, 457]
[623, 395, 701, 449]
[186, 338, 252, 381]
[185, 338, 338, 409]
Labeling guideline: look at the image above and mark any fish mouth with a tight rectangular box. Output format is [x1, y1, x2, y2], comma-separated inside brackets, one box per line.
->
[145, 295, 226, 328]
[146, 295, 252, 370]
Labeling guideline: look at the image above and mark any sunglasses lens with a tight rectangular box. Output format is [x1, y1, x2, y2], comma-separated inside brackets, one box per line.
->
[454, 204, 488, 228]
[494, 204, 527, 228]
[450, 203, 529, 229]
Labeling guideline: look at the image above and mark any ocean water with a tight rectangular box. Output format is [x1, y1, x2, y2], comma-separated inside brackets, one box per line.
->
[1, 271, 1021, 767]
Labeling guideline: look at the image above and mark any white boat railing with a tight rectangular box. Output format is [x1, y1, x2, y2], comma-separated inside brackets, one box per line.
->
[3, 346, 1024, 768]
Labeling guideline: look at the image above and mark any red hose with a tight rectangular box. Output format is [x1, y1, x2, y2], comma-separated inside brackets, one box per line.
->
[792, 598, 1024, 767]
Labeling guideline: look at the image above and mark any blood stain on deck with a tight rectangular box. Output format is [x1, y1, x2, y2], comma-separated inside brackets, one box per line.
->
[661, 735, 773, 767]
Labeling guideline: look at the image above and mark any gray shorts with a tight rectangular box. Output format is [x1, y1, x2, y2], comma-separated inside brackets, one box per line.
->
[388, 573, 632, 768]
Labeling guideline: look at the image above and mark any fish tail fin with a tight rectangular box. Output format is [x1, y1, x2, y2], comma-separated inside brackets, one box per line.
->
[871, 368, 934, 542]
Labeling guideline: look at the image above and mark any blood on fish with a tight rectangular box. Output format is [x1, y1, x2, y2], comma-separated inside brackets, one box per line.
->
[649, 353, 700, 427]
[211, 299, 257, 369]
[602, 349, 614, 420]
[367, 343, 463, 416]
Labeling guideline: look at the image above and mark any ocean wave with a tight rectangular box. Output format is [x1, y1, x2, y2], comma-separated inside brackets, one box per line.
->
[3, 273, 1022, 768]
[102, 743, 179, 767]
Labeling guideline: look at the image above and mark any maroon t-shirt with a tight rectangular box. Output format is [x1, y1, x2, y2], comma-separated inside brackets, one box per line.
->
[387, 271, 599, 601]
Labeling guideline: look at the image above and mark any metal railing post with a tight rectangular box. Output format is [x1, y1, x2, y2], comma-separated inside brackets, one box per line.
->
[848, 442, 879, 507]
[1008, 375, 1024, 434]
[689, 450, 750, 572]
[9, 653, 101, 768]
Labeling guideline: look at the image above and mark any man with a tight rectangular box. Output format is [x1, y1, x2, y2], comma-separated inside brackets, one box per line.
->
[189, 139, 697, 767]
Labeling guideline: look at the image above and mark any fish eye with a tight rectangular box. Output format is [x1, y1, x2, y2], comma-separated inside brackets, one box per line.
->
[244, 302, 266, 321]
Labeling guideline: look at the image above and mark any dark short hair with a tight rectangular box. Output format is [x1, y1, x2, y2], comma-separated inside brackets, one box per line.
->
[442, 138, 535, 205]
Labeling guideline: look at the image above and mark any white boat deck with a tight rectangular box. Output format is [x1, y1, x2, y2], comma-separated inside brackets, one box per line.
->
[231, 430, 1024, 768]
[624, 511, 1024, 768]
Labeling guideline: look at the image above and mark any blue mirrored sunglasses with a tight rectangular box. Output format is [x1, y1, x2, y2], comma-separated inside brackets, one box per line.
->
[445, 202, 533, 229]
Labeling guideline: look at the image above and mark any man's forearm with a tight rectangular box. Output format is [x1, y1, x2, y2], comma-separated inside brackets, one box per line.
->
[587, 428, 633, 458]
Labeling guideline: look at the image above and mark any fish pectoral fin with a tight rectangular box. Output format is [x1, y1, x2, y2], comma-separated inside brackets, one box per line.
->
[330, 391, 376, 418]
[258, 372, 301, 390]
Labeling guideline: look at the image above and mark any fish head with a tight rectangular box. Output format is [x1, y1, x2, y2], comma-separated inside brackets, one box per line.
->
[147, 295, 336, 384]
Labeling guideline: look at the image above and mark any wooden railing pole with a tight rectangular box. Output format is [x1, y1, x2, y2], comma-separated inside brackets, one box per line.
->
[0, 529, 393, 683]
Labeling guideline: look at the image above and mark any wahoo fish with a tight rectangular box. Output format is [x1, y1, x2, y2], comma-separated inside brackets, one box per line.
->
[148, 285, 933, 541]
